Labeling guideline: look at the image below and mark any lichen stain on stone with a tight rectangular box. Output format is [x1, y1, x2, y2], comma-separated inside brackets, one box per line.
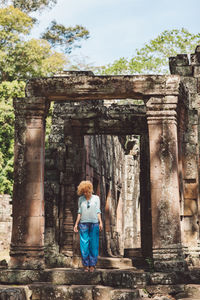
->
[158, 130, 177, 180]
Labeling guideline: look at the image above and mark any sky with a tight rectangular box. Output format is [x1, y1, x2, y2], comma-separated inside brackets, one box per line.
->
[32, 0, 200, 67]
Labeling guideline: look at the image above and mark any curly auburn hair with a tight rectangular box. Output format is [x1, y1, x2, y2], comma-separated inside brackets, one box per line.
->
[77, 180, 93, 196]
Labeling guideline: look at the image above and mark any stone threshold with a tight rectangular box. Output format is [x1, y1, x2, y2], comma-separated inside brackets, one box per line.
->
[97, 256, 133, 269]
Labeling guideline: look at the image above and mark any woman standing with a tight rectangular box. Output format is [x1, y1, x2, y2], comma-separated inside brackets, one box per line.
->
[74, 180, 103, 272]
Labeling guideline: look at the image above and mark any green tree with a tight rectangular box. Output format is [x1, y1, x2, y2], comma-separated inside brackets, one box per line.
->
[41, 21, 89, 54]
[0, 5, 89, 194]
[1, 0, 57, 13]
[0, 81, 25, 194]
[100, 28, 200, 75]
[0, 6, 67, 81]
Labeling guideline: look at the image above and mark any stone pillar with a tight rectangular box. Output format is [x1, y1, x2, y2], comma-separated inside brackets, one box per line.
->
[10, 97, 49, 269]
[146, 96, 185, 271]
[169, 47, 200, 263]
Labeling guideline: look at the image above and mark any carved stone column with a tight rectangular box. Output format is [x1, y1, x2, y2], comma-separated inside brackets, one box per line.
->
[10, 97, 49, 269]
[146, 96, 185, 271]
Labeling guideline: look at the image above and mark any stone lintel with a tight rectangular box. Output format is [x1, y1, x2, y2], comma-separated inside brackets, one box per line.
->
[64, 117, 147, 135]
[25, 75, 181, 100]
[64, 105, 147, 135]
[63, 104, 146, 119]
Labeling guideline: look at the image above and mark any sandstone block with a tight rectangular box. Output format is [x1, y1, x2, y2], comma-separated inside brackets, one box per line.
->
[183, 183, 198, 200]
[170, 66, 193, 76]
[193, 66, 200, 77]
[191, 53, 200, 65]
[169, 54, 189, 67]
[181, 77, 197, 94]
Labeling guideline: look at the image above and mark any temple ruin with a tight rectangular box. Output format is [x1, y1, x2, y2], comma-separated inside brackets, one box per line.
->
[1, 46, 200, 299]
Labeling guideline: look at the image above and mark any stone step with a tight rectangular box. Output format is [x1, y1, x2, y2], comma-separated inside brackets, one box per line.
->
[70, 256, 134, 269]
[3, 275, 200, 299]
[1, 268, 200, 289]
[0, 283, 188, 300]
[23, 284, 150, 300]
[0, 268, 149, 287]
[96, 256, 133, 269]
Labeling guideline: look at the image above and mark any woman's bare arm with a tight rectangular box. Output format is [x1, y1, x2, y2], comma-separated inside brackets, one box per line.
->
[97, 213, 103, 231]
[74, 214, 81, 232]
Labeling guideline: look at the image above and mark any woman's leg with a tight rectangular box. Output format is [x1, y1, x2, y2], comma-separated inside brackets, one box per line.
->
[79, 223, 90, 267]
[89, 223, 99, 267]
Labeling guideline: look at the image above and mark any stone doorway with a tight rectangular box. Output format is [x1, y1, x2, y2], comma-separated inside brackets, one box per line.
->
[10, 71, 194, 271]
[44, 99, 151, 267]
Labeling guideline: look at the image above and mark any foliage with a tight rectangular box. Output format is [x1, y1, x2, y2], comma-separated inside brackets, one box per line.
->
[1, 0, 57, 13]
[3, 38, 67, 80]
[99, 28, 200, 75]
[41, 21, 90, 54]
[0, 6, 67, 81]
[0, 5, 89, 194]
[0, 5, 33, 35]
[0, 81, 25, 194]
[45, 101, 54, 148]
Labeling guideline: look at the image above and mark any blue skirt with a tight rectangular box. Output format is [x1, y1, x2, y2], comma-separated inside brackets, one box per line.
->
[79, 222, 99, 267]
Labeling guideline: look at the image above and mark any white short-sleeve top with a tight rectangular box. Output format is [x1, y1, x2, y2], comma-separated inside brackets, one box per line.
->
[78, 194, 101, 223]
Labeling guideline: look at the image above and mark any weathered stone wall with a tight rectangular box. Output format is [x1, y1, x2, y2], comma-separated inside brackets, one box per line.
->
[169, 46, 200, 260]
[0, 195, 12, 251]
